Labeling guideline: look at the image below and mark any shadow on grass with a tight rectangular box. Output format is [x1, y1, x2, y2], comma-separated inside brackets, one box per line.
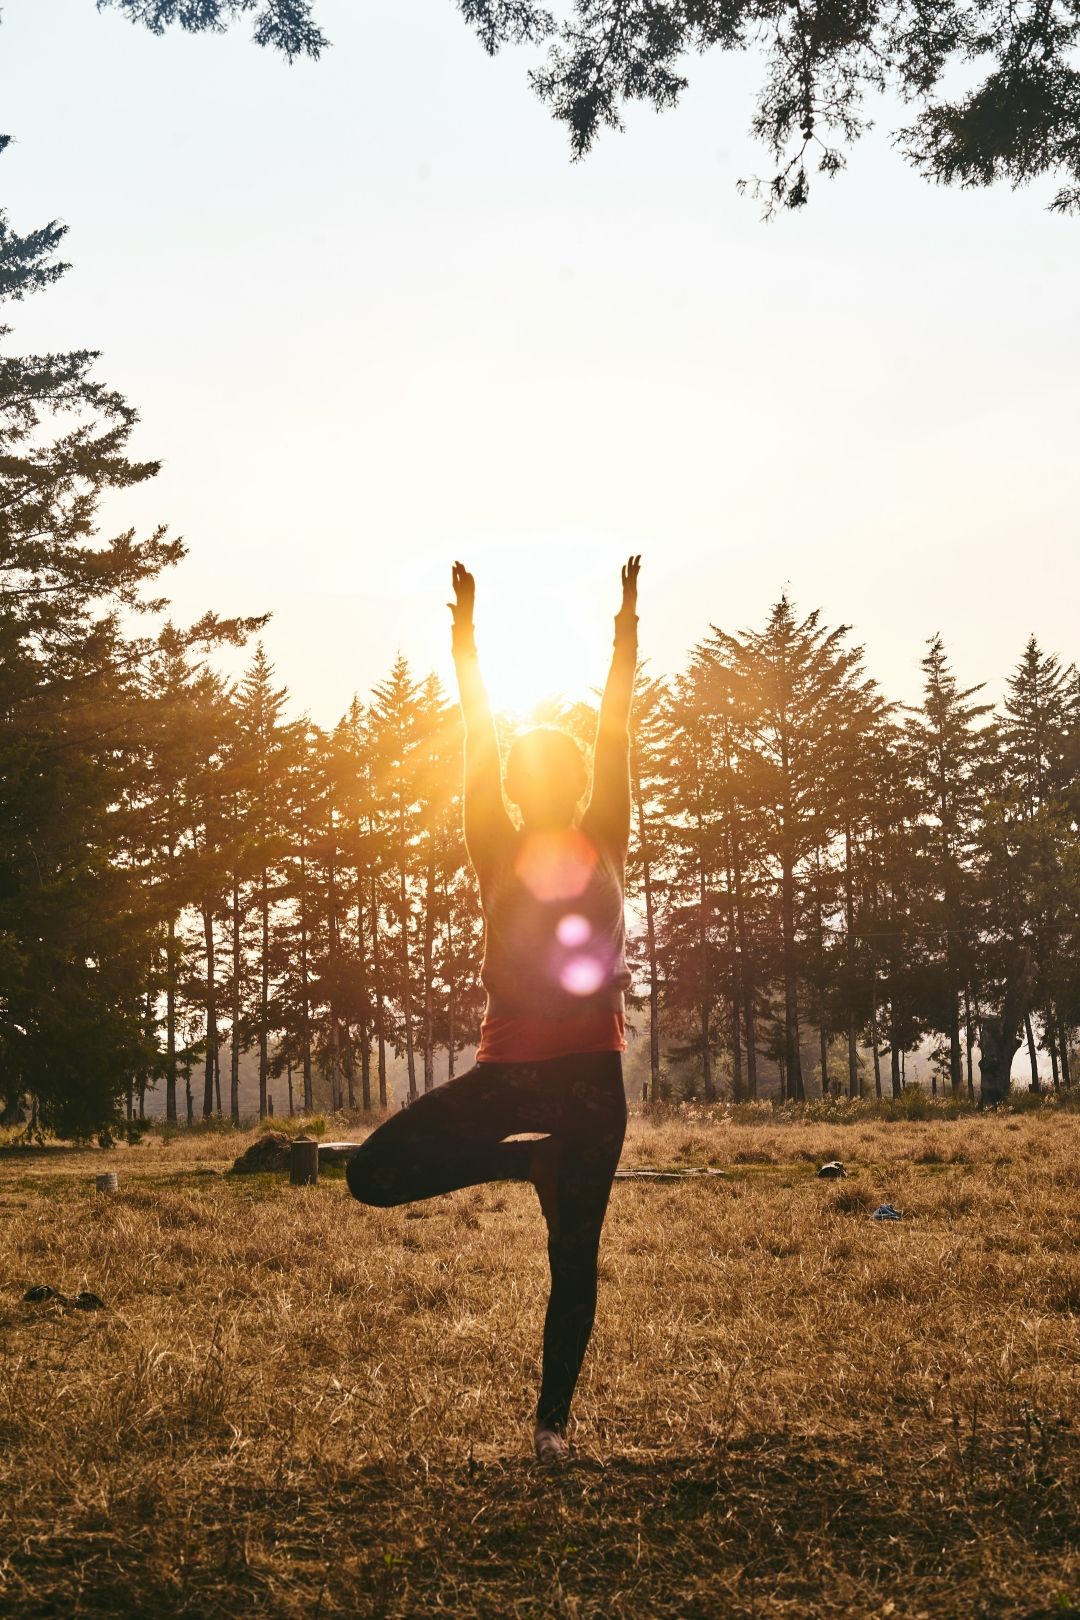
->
[6, 1433, 1078, 1618]
[0, 1142, 106, 1159]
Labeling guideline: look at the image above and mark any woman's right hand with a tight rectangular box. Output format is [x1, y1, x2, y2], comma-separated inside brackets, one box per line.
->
[619, 554, 641, 617]
[449, 560, 475, 625]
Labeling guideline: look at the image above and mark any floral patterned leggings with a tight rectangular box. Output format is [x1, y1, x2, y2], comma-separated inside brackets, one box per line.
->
[346, 1051, 627, 1430]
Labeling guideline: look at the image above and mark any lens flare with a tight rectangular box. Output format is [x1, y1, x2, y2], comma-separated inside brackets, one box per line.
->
[515, 828, 597, 903]
[556, 912, 591, 948]
[560, 955, 605, 996]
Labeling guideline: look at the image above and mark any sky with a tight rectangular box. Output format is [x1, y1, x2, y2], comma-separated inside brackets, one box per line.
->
[2, 0, 1078, 723]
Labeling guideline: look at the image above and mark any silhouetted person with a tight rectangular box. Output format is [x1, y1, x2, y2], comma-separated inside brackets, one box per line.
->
[348, 555, 640, 1463]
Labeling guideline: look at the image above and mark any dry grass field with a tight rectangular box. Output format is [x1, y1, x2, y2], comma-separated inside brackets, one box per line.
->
[1, 1104, 1078, 1619]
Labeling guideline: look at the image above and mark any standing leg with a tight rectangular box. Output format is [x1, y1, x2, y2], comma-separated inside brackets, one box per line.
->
[346, 1064, 534, 1207]
[535, 1054, 627, 1457]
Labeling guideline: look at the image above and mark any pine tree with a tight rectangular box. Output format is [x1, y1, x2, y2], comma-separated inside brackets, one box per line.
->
[235, 644, 289, 1118]
[280, 720, 325, 1111]
[706, 598, 880, 1100]
[907, 636, 992, 1095]
[860, 719, 924, 1098]
[0, 152, 192, 1135]
[370, 657, 425, 1102]
[655, 669, 726, 1099]
[628, 668, 669, 1102]
[999, 637, 1076, 1086]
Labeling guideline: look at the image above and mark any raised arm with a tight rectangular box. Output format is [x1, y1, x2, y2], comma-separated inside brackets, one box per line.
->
[582, 555, 640, 857]
[449, 561, 515, 868]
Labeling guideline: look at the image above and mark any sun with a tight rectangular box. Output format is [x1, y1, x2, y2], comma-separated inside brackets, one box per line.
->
[481, 623, 589, 724]
[463, 546, 610, 722]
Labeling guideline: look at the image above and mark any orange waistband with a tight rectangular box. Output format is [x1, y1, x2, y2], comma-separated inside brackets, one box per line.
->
[476, 1012, 626, 1065]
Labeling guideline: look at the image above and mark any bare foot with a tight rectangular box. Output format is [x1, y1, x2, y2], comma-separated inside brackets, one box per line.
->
[534, 1421, 569, 1465]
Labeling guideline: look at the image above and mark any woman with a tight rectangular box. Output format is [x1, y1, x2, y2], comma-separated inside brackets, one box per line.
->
[347, 555, 640, 1463]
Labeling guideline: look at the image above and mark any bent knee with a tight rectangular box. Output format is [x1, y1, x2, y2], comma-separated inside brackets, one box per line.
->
[345, 1146, 404, 1208]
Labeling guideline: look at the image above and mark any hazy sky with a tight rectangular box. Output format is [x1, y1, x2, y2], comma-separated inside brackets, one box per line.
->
[3, 0, 1078, 721]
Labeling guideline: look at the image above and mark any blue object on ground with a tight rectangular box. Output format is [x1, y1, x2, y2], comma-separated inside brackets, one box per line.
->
[871, 1203, 902, 1221]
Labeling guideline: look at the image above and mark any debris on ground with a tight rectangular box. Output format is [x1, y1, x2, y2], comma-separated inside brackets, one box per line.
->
[317, 1141, 361, 1165]
[229, 1132, 292, 1174]
[871, 1203, 903, 1221]
[818, 1161, 847, 1179]
[613, 1167, 726, 1182]
[23, 1285, 106, 1310]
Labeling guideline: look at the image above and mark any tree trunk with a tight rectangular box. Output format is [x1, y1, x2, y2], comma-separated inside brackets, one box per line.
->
[327, 846, 341, 1112]
[720, 827, 742, 1101]
[780, 852, 804, 1100]
[730, 967, 743, 1103]
[371, 874, 387, 1107]
[1024, 1012, 1041, 1092]
[230, 875, 242, 1125]
[979, 957, 1036, 1106]
[443, 877, 456, 1084]
[847, 1018, 859, 1101]
[344, 1037, 356, 1108]
[356, 877, 372, 1111]
[744, 993, 758, 1102]
[844, 823, 859, 1099]
[815, 882, 829, 1099]
[258, 868, 269, 1121]
[299, 842, 313, 1113]
[422, 860, 435, 1092]
[360, 1032, 372, 1107]
[870, 1003, 882, 1100]
[166, 914, 178, 1123]
[1059, 1021, 1071, 1087]
[733, 873, 757, 1101]
[138, 988, 151, 1122]
[979, 1016, 1022, 1106]
[634, 782, 661, 1104]
[202, 901, 217, 1118]
[397, 802, 417, 1102]
[948, 999, 963, 1096]
[328, 1016, 341, 1112]
[698, 850, 714, 1102]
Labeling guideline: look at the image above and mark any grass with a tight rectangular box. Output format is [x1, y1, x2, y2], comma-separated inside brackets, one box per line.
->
[1, 1107, 1078, 1617]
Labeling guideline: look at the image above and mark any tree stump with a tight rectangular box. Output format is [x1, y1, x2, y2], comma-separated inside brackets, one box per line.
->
[290, 1137, 319, 1186]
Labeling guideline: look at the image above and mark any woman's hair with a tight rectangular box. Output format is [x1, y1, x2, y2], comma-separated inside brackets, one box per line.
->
[504, 728, 588, 810]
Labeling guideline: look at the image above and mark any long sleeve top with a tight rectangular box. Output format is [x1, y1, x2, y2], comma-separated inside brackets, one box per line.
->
[452, 612, 637, 1039]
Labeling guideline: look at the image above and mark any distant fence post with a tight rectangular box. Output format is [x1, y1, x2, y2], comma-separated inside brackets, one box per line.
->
[290, 1137, 319, 1186]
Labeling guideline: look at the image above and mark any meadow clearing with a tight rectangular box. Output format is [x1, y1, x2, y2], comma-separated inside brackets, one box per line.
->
[1, 1104, 1078, 1619]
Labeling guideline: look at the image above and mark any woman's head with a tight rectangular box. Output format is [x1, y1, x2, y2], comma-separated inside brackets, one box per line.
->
[504, 728, 588, 829]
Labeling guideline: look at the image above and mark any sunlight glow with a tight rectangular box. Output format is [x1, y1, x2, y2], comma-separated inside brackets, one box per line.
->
[515, 829, 597, 903]
[559, 955, 605, 997]
[463, 545, 612, 720]
[555, 912, 592, 948]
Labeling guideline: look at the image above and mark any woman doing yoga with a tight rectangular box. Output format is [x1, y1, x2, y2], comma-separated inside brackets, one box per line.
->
[347, 555, 640, 1463]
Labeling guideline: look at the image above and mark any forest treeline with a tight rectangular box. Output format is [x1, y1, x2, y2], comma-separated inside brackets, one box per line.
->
[3, 160, 1079, 1139]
